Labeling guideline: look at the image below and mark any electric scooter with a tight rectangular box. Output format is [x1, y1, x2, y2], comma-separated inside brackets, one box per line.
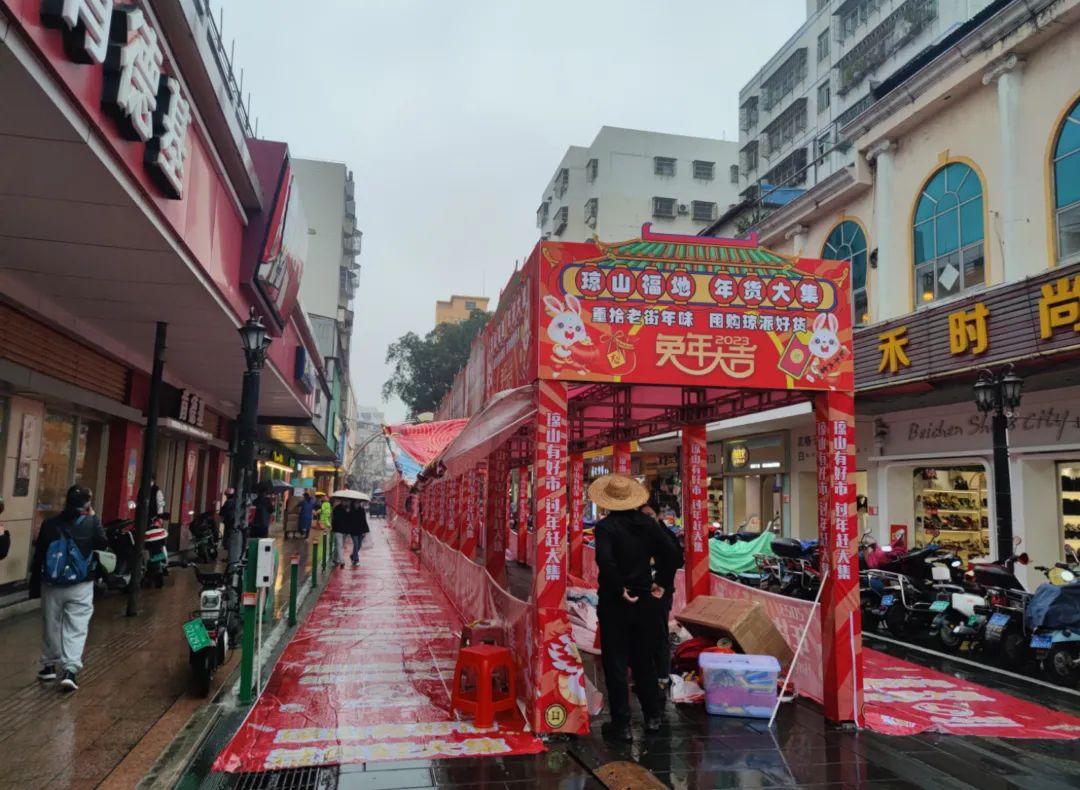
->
[143, 512, 170, 588]
[185, 564, 241, 696]
[98, 501, 138, 594]
[188, 510, 220, 564]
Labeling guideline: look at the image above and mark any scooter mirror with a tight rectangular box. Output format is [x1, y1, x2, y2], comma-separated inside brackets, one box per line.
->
[1013, 535, 1023, 547]
[1018, 552, 1030, 565]
[128, 501, 136, 510]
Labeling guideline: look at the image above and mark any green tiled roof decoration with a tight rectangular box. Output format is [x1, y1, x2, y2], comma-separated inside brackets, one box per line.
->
[604, 239, 789, 266]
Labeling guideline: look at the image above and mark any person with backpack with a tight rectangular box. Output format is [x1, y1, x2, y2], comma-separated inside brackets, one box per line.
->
[29, 485, 106, 692]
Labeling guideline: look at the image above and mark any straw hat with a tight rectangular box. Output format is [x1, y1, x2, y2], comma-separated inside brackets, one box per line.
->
[587, 474, 649, 511]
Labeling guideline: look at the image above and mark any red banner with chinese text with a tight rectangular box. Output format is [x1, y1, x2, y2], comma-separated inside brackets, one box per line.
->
[815, 391, 862, 725]
[534, 237, 852, 390]
[568, 454, 584, 578]
[681, 425, 710, 602]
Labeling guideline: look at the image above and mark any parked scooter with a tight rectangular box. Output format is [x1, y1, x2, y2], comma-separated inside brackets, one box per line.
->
[97, 501, 138, 594]
[1028, 555, 1080, 685]
[143, 512, 170, 588]
[869, 543, 964, 639]
[188, 510, 220, 564]
[185, 564, 241, 696]
[934, 548, 1028, 653]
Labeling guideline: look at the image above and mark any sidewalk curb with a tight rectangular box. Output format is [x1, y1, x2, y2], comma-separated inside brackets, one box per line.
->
[136, 570, 325, 789]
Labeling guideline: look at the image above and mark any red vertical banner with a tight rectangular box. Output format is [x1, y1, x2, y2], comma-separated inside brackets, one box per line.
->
[475, 463, 488, 560]
[568, 453, 584, 579]
[409, 493, 421, 551]
[437, 481, 448, 542]
[461, 470, 478, 560]
[681, 425, 710, 602]
[612, 442, 632, 476]
[448, 477, 460, 551]
[516, 467, 530, 565]
[484, 449, 508, 583]
[814, 391, 863, 725]
[532, 381, 588, 735]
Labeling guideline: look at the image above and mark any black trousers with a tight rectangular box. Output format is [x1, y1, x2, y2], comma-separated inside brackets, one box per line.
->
[598, 596, 663, 722]
[654, 594, 674, 681]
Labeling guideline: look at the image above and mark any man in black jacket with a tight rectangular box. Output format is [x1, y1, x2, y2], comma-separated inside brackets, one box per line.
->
[590, 474, 680, 742]
[29, 485, 106, 692]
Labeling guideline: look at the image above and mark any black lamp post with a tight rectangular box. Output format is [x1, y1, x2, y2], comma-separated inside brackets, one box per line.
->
[228, 308, 272, 561]
[973, 365, 1024, 561]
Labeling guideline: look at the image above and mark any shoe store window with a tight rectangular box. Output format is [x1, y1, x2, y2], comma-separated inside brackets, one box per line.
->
[1059, 463, 1080, 561]
[913, 467, 988, 560]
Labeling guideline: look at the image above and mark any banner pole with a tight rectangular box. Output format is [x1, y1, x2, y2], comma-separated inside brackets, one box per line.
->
[768, 569, 828, 730]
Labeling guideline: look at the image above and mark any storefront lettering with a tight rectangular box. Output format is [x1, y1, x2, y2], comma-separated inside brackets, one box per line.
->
[948, 302, 989, 356]
[903, 407, 1080, 444]
[1039, 275, 1080, 339]
[877, 327, 911, 374]
[40, 1, 191, 199]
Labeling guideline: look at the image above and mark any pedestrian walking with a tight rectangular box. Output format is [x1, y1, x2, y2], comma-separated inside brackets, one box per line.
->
[331, 498, 351, 568]
[297, 491, 314, 539]
[29, 485, 107, 692]
[346, 500, 369, 566]
[250, 483, 273, 539]
[0, 496, 10, 561]
[641, 498, 684, 694]
[589, 474, 680, 742]
[149, 475, 166, 517]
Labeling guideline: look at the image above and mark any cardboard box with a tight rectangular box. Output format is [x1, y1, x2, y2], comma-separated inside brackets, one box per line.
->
[675, 596, 795, 668]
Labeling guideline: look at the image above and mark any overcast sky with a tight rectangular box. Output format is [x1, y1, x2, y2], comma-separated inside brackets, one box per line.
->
[222, 0, 806, 421]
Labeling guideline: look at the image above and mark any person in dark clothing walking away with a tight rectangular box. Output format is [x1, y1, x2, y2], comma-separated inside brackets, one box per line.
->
[297, 491, 315, 539]
[590, 474, 680, 742]
[250, 483, 273, 539]
[331, 498, 351, 568]
[29, 485, 107, 692]
[641, 498, 684, 695]
[346, 501, 370, 566]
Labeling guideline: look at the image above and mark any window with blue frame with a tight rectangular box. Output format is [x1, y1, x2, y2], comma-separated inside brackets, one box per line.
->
[822, 220, 869, 325]
[1054, 98, 1080, 263]
[912, 162, 985, 305]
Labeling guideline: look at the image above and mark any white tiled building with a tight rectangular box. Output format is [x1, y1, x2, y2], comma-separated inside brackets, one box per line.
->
[738, 0, 992, 194]
[536, 126, 740, 242]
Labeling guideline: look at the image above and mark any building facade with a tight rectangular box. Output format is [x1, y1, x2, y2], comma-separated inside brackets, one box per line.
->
[435, 295, 489, 326]
[0, 0, 340, 603]
[290, 158, 363, 484]
[708, 0, 1080, 588]
[536, 126, 740, 242]
[737, 0, 991, 202]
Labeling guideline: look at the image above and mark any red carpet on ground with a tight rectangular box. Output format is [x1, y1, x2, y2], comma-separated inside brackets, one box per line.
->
[862, 648, 1080, 738]
[213, 525, 543, 773]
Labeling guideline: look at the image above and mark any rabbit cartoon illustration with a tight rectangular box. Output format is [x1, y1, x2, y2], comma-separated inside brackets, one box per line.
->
[543, 294, 595, 376]
[805, 313, 846, 382]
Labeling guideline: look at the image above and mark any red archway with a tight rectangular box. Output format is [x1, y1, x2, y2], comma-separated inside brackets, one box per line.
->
[389, 224, 861, 732]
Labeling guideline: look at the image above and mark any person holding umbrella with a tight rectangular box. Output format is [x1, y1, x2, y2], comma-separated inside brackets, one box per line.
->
[347, 498, 370, 565]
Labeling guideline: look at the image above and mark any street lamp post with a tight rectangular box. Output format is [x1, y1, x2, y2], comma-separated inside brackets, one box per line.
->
[229, 309, 272, 561]
[973, 365, 1024, 561]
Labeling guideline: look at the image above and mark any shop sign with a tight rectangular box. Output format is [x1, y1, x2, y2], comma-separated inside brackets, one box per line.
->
[253, 153, 307, 329]
[876, 386, 1080, 456]
[40, 2, 192, 199]
[177, 389, 204, 427]
[294, 346, 314, 394]
[722, 433, 787, 476]
[857, 263, 1080, 390]
[484, 268, 533, 401]
[536, 235, 854, 391]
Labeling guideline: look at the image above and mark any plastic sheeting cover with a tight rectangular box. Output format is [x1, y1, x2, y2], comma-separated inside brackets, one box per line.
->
[709, 532, 776, 576]
[436, 385, 537, 479]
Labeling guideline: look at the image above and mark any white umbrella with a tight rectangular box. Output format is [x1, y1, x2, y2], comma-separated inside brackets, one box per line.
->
[330, 489, 371, 502]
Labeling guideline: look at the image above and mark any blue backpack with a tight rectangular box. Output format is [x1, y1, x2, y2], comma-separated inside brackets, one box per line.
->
[43, 517, 93, 586]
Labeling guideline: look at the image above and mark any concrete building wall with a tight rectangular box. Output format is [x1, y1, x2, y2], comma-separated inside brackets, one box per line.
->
[537, 127, 739, 242]
[292, 159, 349, 318]
[435, 295, 490, 326]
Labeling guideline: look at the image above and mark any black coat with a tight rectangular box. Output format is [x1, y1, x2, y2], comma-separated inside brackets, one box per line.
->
[594, 509, 680, 603]
[349, 506, 370, 536]
[331, 504, 351, 533]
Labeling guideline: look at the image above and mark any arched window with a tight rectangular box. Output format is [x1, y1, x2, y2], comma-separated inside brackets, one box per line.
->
[1053, 98, 1080, 263]
[912, 162, 984, 305]
[822, 220, 869, 325]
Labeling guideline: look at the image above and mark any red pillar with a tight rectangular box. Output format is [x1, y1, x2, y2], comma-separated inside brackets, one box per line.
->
[439, 480, 450, 543]
[815, 391, 863, 725]
[409, 491, 421, 551]
[448, 476, 460, 551]
[102, 419, 142, 523]
[475, 463, 488, 560]
[516, 467, 529, 564]
[484, 449, 508, 584]
[461, 469, 478, 560]
[612, 441, 632, 476]
[568, 453, 584, 579]
[531, 380, 587, 733]
[681, 424, 710, 602]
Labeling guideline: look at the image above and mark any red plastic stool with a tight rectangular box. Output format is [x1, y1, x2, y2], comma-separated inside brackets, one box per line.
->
[460, 620, 506, 648]
[450, 644, 517, 728]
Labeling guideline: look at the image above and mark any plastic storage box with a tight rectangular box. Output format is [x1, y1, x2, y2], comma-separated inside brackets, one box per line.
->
[699, 651, 780, 719]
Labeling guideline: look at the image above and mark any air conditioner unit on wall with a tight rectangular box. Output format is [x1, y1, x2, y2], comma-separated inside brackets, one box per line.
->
[677, 203, 689, 215]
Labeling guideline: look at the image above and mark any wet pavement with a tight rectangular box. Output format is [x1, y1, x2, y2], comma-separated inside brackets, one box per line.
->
[0, 525, 310, 789]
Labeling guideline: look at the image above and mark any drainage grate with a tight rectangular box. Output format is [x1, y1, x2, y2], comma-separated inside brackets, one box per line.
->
[203, 766, 339, 790]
